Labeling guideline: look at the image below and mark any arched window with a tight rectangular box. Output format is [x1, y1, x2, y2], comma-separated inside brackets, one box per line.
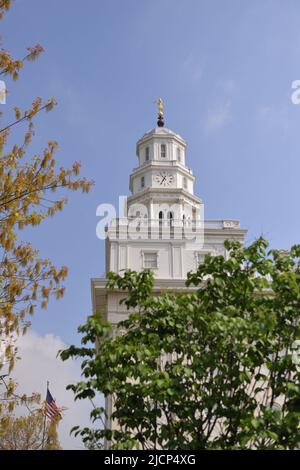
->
[161, 144, 166, 158]
[167, 211, 174, 237]
[183, 177, 187, 190]
[141, 176, 145, 188]
[145, 147, 149, 161]
[177, 147, 181, 162]
[159, 211, 163, 231]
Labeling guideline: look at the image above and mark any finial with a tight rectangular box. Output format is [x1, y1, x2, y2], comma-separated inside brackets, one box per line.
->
[156, 97, 164, 127]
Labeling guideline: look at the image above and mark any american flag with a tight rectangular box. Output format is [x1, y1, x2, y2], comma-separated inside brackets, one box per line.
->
[44, 388, 61, 422]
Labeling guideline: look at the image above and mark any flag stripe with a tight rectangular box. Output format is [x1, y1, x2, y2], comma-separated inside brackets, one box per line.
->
[44, 388, 61, 422]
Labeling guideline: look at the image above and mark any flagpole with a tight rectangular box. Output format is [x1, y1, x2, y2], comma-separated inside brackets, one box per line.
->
[42, 380, 49, 450]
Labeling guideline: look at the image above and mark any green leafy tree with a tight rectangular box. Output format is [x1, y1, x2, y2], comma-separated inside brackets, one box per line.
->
[61, 238, 300, 450]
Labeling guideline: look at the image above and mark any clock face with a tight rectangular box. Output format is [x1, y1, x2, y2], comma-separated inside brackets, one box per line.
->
[154, 172, 174, 187]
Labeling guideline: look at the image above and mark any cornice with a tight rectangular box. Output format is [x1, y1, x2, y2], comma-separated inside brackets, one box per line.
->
[127, 188, 203, 205]
[130, 162, 195, 179]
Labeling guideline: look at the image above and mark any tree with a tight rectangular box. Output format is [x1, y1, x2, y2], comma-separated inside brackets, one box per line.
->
[0, 409, 61, 450]
[43, 419, 62, 451]
[0, 376, 62, 449]
[0, 1, 93, 444]
[0, 0, 93, 375]
[61, 238, 300, 450]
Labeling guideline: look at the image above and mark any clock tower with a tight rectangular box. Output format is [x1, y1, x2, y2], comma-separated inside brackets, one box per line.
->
[91, 101, 247, 438]
[128, 120, 201, 224]
[127, 98, 201, 229]
[92, 101, 247, 322]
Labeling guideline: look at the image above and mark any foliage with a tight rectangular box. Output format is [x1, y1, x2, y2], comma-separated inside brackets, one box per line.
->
[62, 238, 300, 450]
[44, 420, 62, 450]
[0, 0, 93, 373]
[0, 409, 61, 450]
[0, 376, 61, 449]
[0, 375, 40, 435]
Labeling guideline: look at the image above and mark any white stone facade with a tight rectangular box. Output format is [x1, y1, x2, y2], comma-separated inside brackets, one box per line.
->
[91, 119, 247, 442]
[91, 120, 247, 323]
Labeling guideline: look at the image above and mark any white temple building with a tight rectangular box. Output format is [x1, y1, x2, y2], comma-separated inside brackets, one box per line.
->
[91, 102, 247, 326]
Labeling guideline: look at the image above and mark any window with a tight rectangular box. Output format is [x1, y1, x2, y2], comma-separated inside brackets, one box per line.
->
[141, 176, 145, 188]
[161, 144, 166, 158]
[183, 177, 187, 189]
[196, 251, 213, 267]
[177, 147, 181, 162]
[196, 252, 206, 266]
[145, 147, 149, 161]
[144, 252, 158, 269]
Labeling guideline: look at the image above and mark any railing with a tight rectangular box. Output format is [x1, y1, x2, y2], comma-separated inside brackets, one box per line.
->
[107, 218, 240, 230]
[204, 220, 241, 229]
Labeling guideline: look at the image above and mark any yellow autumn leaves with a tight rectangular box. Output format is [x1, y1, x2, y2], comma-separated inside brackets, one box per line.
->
[0, 0, 93, 374]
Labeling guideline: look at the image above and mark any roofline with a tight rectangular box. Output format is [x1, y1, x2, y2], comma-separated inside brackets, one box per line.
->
[136, 128, 186, 154]
[127, 188, 202, 205]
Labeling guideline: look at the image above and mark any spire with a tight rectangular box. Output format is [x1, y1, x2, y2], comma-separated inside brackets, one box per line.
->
[156, 98, 164, 127]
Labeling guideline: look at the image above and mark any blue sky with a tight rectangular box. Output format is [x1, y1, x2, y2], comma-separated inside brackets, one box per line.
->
[2, 0, 300, 448]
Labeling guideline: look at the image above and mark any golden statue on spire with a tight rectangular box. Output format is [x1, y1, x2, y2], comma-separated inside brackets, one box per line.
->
[156, 98, 165, 127]
[156, 98, 164, 118]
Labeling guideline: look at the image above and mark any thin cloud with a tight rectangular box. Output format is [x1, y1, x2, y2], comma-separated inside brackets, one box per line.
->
[204, 100, 232, 133]
[221, 79, 237, 95]
[256, 104, 290, 134]
[181, 53, 205, 83]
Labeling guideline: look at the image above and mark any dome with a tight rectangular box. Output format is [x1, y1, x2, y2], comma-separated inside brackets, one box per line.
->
[137, 126, 186, 148]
